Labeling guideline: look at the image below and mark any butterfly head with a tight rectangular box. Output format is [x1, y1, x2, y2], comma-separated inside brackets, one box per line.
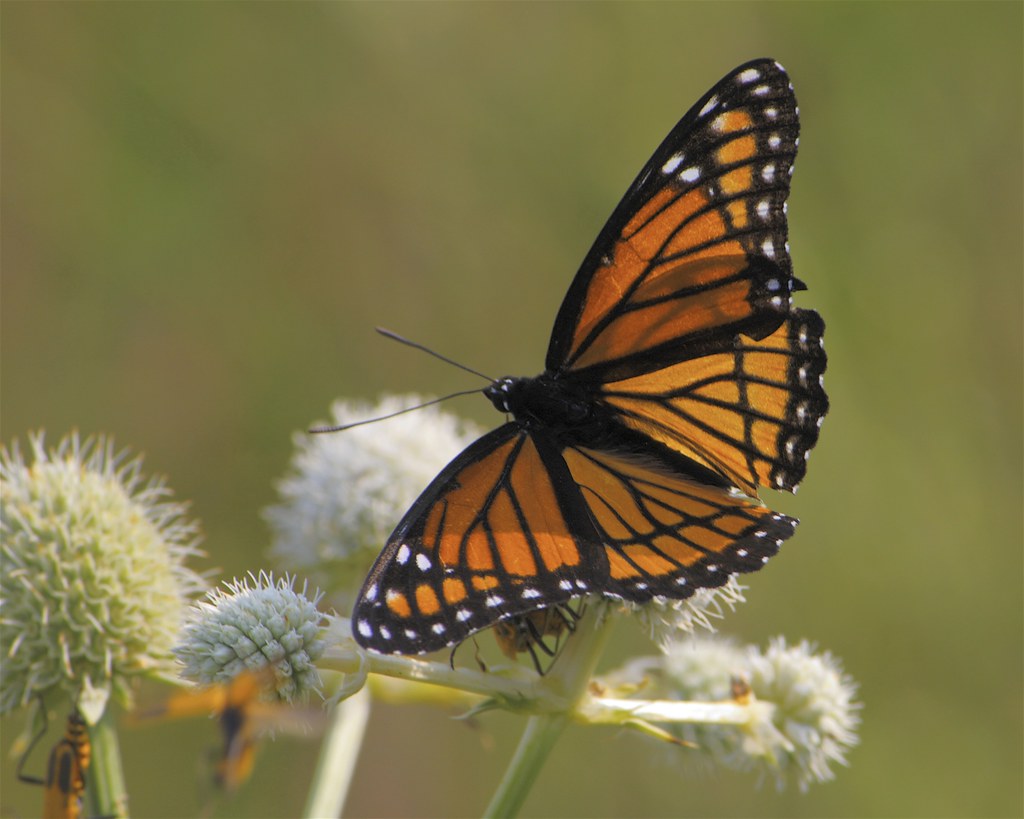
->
[484, 377, 521, 414]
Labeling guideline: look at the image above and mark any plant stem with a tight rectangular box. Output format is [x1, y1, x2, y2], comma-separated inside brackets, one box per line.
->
[483, 603, 614, 819]
[484, 712, 569, 819]
[303, 686, 371, 819]
[86, 706, 128, 818]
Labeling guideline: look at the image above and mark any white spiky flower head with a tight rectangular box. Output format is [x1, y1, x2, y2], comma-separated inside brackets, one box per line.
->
[656, 635, 860, 790]
[174, 571, 328, 702]
[632, 576, 749, 646]
[265, 395, 481, 598]
[740, 637, 861, 790]
[0, 432, 206, 718]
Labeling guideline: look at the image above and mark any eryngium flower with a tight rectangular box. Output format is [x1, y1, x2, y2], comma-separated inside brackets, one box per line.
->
[659, 635, 861, 790]
[265, 396, 480, 597]
[174, 571, 327, 701]
[1, 432, 206, 714]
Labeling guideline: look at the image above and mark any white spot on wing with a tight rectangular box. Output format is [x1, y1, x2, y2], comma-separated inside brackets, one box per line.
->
[396, 544, 411, 565]
[357, 620, 373, 638]
[415, 553, 431, 572]
[679, 166, 701, 183]
[662, 153, 684, 174]
[699, 94, 719, 117]
[738, 68, 761, 84]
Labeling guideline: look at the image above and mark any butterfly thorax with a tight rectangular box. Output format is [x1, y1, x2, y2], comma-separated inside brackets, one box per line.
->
[486, 375, 609, 440]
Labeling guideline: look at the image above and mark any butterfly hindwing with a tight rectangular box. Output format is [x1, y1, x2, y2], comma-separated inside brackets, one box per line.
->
[560, 446, 798, 601]
[599, 309, 827, 495]
[547, 59, 801, 380]
[353, 425, 604, 655]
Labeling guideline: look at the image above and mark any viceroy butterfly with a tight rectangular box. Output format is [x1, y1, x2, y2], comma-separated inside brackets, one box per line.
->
[353, 58, 828, 658]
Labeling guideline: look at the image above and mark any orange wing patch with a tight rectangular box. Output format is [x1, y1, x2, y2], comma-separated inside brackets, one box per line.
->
[354, 428, 596, 655]
[562, 446, 796, 600]
[552, 63, 800, 378]
[600, 310, 827, 496]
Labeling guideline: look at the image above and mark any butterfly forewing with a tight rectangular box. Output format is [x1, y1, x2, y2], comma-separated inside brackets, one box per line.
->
[547, 59, 801, 380]
[354, 426, 602, 655]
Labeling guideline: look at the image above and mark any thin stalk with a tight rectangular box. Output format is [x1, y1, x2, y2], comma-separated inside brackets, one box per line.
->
[483, 713, 569, 819]
[303, 686, 371, 819]
[86, 706, 128, 818]
[483, 603, 614, 819]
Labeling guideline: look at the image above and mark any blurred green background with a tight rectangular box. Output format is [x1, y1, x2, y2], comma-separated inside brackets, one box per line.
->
[2, 3, 1021, 818]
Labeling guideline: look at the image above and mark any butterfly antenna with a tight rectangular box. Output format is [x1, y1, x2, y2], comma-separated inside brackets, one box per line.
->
[375, 327, 493, 382]
[309, 390, 482, 434]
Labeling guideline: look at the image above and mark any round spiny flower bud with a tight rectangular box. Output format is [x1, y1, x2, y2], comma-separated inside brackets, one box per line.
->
[0, 432, 206, 714]
[174, 571, 327, 702]
[265, 395, 480, 597]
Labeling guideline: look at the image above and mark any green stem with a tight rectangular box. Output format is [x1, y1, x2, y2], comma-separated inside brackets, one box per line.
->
[86, 706, 128, 818]
[483, 603, 614, 819]
[484, 713, 569, 819]
[303, 686, 371, 819]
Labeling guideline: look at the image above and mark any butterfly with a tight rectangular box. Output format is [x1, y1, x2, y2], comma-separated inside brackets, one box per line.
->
[136, 668, 322, 792]
[353, 58, 827, 658]
[17, 708, 91, 819]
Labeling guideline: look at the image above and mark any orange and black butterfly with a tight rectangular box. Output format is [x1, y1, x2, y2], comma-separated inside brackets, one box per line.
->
[136, 668, 316, 792]
[17, 709, 91, 819]
[353, 58, 827, 658]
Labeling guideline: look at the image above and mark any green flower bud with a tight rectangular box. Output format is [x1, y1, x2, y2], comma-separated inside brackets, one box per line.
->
[1, 432, 206, 715]
[174, 571, 328, 702]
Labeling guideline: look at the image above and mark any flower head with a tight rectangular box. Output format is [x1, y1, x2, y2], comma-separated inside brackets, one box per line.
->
[265, 395, 480, 597]
[0, 432, 206, 715]
[741, 637, 861, 790]
[654, 635, 860, 790]
[174, 571, 328, 702]
[632, 576, 749, 647]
